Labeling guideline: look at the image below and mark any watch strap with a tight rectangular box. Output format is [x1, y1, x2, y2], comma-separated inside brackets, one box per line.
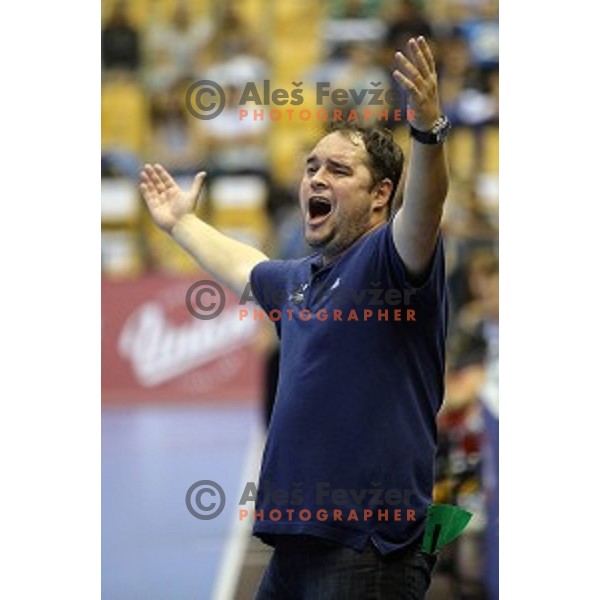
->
[410, 115, 451, 145]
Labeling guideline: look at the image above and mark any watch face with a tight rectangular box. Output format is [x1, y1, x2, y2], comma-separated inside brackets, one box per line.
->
[410, 116, 451, 144]
[436, 117, 451, 142]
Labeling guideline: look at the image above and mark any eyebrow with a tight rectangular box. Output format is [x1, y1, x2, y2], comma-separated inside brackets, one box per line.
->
[305, 156, 352, 169]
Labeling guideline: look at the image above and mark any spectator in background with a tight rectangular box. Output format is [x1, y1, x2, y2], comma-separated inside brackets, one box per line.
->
[456, 0, 499, 71]
[487, 68, 499, 124]
[329, 42, 388, 92]
[144, 46, 180, 95]
[445, 249, 499, 600]
[200, 83, 270, 181]
[323, 0, 386, 56]
[196, 82, 272, 252]
[102, 0, 140, 72]
[442, 178, 498, 278]
[148, 83, 202, 176]
[201, 2, 268, 84]
[101, 70, 148, 179]
[383, 0, 433, 55]
[449, 250, 498, 339]
[479, 280, 499, 600]
[436, 26, 498, 128]
[323, 42, 392, 126]
[328, 0, 383, 19]
[381, 0, 433, 129]
[145, 1, 213, 86]
[202, 38, 269, 91]
[444, 178, 498, 240]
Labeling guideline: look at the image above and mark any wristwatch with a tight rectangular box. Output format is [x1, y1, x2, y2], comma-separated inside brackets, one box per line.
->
[410, 115, 451, 145]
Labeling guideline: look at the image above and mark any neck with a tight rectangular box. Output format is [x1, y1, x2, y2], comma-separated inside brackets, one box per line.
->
[320, 220, 385, 266]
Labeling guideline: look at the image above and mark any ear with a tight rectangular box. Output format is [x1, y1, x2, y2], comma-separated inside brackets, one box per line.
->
[371, 178, 394, 212]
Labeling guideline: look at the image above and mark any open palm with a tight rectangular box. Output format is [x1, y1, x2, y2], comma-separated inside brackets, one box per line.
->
[392, 36, 441, 132]
[139, 164, 206, 233]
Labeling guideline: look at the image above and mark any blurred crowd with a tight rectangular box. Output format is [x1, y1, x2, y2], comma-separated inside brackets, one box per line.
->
[101, 0, 498, 256]
[102, 0, 498, 597]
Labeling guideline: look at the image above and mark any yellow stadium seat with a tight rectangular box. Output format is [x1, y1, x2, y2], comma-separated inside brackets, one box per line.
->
[482, 126, 499, 174]
[447, 127, 476, 179]
[101, 78, 149, 154]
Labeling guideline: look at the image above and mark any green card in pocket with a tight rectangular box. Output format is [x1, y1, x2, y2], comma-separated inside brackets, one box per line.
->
[421, 504, 473, 554]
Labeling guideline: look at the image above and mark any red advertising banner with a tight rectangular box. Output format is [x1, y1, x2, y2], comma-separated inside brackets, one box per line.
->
[102, 274, 264, 405]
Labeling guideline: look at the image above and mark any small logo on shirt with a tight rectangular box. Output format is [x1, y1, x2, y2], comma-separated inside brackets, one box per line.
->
[289, 283, 309, 305]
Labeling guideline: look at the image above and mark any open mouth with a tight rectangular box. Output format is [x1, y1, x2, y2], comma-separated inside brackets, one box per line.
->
[308, 196, 333, 222]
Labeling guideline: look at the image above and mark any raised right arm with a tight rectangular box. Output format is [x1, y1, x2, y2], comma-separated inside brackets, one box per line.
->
[140, 163, 268, 295]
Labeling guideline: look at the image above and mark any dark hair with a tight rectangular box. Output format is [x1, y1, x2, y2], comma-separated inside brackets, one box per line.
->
[327, 123, 404, 217]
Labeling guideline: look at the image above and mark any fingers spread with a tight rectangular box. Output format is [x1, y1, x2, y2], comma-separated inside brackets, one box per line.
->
[143, 164, 165, 192]
[155, 164, 175, 189]
[407, 38, 431, 80]
[139, 181, 151, 197]
[139, 181, 158, 207]
[394, 51, 424, 97]
[417, 36, 436, 75]
[140, 168, 155, 196]
[392, 69, 420, 97]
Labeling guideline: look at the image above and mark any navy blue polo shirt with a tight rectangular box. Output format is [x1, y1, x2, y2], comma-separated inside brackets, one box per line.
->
[249, 221, 447, 555]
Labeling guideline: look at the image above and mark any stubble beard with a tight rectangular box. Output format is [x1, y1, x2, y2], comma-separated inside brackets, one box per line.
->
[305, 207, 373, 261]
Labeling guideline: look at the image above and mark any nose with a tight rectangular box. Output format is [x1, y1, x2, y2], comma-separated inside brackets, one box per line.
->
[310, 166, 329, 191]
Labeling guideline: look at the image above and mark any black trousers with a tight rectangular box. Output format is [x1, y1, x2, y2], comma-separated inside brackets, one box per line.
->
[255, 535, 436, 600]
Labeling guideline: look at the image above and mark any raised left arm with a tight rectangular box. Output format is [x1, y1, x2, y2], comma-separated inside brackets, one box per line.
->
[392, 37, 449, 280]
